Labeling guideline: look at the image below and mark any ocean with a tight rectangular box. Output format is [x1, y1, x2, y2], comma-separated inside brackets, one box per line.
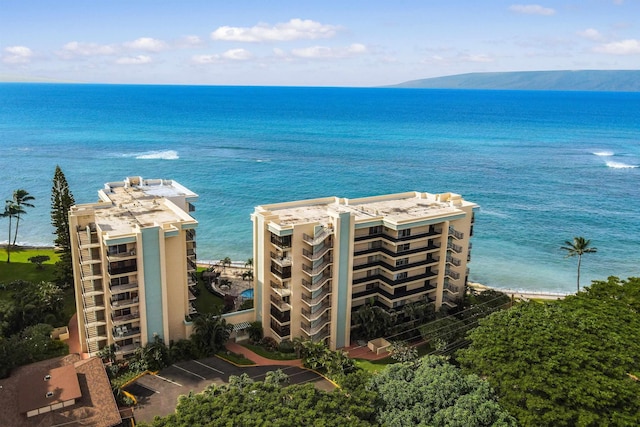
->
[1, 83, 638, 293]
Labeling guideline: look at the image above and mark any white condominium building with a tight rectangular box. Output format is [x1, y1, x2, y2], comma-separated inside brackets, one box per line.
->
[70, 177, 198, 358]
[252, 191, 478, 350]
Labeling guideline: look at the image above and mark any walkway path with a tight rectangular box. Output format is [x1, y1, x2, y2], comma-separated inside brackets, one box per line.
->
[225, 341, 303, 367]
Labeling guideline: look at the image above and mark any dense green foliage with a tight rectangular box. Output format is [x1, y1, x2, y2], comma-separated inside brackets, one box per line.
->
[191, 312, 233, 357]
[140, 371, 376, 427]
[50, 166, 75, 287]
[458, 277, 640, 426]
[0, 323, 68, 377]
[369, 355, 517, 427]
[0, 280, 64, 336]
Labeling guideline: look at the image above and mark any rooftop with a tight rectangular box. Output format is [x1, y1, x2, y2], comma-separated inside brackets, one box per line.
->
[257, 191, 476, 227]
[71, 176, 197, 236]
[0, 355, 121, 427]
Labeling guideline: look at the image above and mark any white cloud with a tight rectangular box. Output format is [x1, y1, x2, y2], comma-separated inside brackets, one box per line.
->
[509, 4, 556, 15]
[123, 37, 168, 52]
[2, 46, 33, 64]
[115, 55, 152, 65]
[577, 28, 603, 41]
[59, 41, 118, 58]
[222, 48, 252, 60]
[177, 35, 204, 47]
[593, 39, 640, 55]
[291, 43, 367, 59]
[211, 18, 339, 42]
[192, 48, 253, 64]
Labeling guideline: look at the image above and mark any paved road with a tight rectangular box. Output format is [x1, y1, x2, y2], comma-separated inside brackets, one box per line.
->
[128, 356, 333, 423]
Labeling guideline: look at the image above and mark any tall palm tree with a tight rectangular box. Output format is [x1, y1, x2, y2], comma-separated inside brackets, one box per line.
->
[11, 189, 35, 247]
[2, 201, 25, 263]
[561, 237, 597, 293]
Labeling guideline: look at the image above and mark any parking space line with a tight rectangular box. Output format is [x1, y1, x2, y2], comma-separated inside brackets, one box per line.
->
[129, 382, 160, 394]
[193, 360, 224, 375]
[153, 374, 182, 387]
[173, 364, 206, 380]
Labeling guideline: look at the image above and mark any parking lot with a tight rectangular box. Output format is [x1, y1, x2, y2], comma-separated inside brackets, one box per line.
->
[128, 356, 333, 423]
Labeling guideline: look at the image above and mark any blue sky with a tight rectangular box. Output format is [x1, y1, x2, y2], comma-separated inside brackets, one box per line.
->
[1, 0, 638, 86]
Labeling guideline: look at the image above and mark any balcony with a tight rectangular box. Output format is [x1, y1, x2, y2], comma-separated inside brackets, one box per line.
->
[271, 264, 291, 280]
[445, 268, 460, 280]
[301, 274, 331, 293]
[82, 282, 104, 296]
[110, 281, 138, 294]
[110, 297, 139, 310]
[302, 244, 332, 262]
[270, 252, 292, 267]
[84, 311, 106, 326]
[300, 313, 331, 338]
[301, 286, 331, 307]
[186, 229, 196, 242]
[448, 226, 464, 240]
[270, 234, 291, 249]
[354, 241, 440, 258]
[114, 343, 139, 356]
[353, 270, 438, 287]
[107, 250, 137, 261]
[81, 265, 102, 280]
[270, 320, 290, 338]
[352, 281, 437, 302]
[301, 258, 331, 277]
[354, 227, 442, 243]
[301, 302, 330, 322]
[302, 227, 333, 247]
[444, 282, 460, 294]
[447, 242, 463, 254]
[111, 312, 140, 324]
[446, 255, 461, 267]
[270, 306, 291, 324]
[113, 326, 141, 339]
[270, 294, 292, 311]
[108, 263, 137, 276]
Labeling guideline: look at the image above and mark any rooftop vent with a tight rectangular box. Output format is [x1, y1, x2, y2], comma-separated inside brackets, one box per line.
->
[44, 374, 51, 381]
[46, 391, 54, 398]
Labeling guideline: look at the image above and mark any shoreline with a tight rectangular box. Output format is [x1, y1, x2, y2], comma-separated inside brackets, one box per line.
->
[2, 246, 571, 299]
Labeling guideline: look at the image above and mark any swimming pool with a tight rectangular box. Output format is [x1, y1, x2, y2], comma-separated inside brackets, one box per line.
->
[240, 288, 254, 299]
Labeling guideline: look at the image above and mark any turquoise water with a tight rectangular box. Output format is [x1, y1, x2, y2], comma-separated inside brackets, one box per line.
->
[1, 84, 638, 293]
[241, 289, 254, 299]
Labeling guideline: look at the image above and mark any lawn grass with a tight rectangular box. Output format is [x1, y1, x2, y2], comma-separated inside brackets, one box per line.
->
[0, 247, 60, 284]
[242, 343, 299, 361]
[354, 358, 391, 373]
[193, 269, 224, 314]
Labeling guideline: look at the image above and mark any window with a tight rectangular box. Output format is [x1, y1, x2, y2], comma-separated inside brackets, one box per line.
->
[399, 228, 411, 238]
[398, 243, 410, 252]
[395, 272, 408, 280]
[369, 225, 382, 235]
[108, 244, 128, 255]
[396, 258, 409, 267]
[370, 241, 382, 249]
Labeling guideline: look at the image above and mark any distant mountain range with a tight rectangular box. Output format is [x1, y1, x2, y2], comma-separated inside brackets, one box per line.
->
[387, 70, 640, 92]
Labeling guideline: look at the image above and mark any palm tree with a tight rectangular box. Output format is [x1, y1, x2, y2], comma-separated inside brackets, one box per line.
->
[221, 257, 232, 272]
[11, 189, 35, 247]
[2, 201, 25, 263]
[561, 236, 597, 292]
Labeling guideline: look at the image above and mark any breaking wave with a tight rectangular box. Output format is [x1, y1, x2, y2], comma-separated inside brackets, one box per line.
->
[135, 150, 179, 160]
[593, 151, 614, 157]
[606, 161, 638, 169]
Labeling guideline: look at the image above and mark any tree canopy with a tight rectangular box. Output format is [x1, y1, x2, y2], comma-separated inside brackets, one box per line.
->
[140, 373, 375, 427]
[369, 355, 516, 427]
[457, 276, 640, 426]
